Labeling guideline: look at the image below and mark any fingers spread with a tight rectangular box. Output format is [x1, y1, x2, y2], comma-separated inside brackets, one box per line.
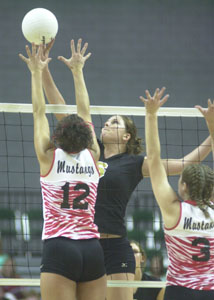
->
[47, 58, 52, 64]
[77, 38, 82, 53]
[195, 105, 204, 115]
[84, 52, 91, 61]
[19, 54, 28, 63]
[139, 96, 148, 105]
[145, 89, 152, 100]
[58, 56, 67, 64]
[25, 45, 32, 58]
[158, 87, 166, 98]
[208, 99, 212, 107]
[37, 44, 43, 58]
[32, 43, 36, 56]
[70, 39, 76, 55]
[161, 94, 169, 105]
[154, 88, 160, 99]
[81, 42, 88, 56]
[46, 39, 55, 52]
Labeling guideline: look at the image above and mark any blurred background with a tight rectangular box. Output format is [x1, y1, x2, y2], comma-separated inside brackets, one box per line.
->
[0, 0, 213, 295]
[1, 0, 214, 106]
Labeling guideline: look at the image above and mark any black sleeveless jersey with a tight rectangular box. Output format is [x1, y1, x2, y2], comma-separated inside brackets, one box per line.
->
[94, 140, 144, 236]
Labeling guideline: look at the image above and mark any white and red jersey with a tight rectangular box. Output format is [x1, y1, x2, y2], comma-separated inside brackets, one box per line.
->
[40, 148, 100, 240]
[164, 200, 214, 290]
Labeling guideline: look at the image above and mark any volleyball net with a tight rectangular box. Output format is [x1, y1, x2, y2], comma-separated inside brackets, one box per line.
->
[0, 103, 211, 288]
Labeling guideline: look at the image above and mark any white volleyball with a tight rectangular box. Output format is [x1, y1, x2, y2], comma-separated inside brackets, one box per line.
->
[22, 8, 58, 44]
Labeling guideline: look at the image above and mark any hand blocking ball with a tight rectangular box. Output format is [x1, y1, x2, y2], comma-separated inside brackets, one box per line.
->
[22, 8, 58, 44]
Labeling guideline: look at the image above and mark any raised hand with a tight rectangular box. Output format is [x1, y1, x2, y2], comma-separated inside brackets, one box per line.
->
[58, 38, 91, 72]
[140, 87, 169, 114]
[195, 99, 214, 123]
[19, 43, 52, 73]
[41, 38, 55, 62]
[195, 99, 214, 133]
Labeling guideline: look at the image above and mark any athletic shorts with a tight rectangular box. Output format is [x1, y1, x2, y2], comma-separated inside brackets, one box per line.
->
[164, 285, 214, 300]
[99, 237, 135, 275]
[40, 237, 106, 282]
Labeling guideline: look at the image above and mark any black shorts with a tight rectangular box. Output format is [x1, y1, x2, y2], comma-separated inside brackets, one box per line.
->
[164, 285, 214, 300]
[40, 237, 106, 282]
[99, 237, 135, 275]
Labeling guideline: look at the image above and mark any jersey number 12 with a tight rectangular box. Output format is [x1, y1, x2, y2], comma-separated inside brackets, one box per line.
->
[61, 182, 90, 210]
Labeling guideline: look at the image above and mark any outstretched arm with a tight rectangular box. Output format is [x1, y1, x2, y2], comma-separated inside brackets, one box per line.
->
[158, 136, 211, 176]
[58, 39, 91, 122]
[141, 88, 180, 227]
[196, 99, 214, 157]
[19, 44, 54, 175]
[42, 39, 67, 121]
[142, 92, 212, 177]
[58, 39, 100, 161]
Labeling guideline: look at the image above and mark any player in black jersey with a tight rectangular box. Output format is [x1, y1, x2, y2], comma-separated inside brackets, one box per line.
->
[42, 39, 212, 300]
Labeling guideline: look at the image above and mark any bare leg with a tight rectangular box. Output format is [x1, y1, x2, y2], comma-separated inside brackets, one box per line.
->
[77, 274, 107, 300]
[40, 273, 76, 300]
[106, 273, 135, 300]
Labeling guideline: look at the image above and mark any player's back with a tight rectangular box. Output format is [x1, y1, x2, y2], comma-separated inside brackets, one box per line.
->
[40, 148, 100, 240]
[164, 200, 214, 290]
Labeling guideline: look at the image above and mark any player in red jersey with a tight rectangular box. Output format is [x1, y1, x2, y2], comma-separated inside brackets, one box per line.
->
[19, 42, 106, 300]
[141, 89, 214, 300]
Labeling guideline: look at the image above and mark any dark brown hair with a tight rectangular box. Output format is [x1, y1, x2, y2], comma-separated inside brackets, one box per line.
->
[52, 114, 93, 153]
[181, 164, 214, 218]
[121, 116, 143, 155]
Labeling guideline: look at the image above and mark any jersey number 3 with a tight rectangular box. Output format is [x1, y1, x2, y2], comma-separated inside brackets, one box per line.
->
[192, 237, 210, 262]
[61, 182, 90, 210]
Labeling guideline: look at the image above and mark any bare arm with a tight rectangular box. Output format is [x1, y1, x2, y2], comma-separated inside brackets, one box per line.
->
[42, 40, 67, 121]
[58, 39, 92, 122]
[19, 44, 54, 175]
[58, 39, 100, 162]
[141, 88, 180, 228]
[142, 116, 211, 177]
[196, 99, 214, 156]
[161, 135, 211, 175]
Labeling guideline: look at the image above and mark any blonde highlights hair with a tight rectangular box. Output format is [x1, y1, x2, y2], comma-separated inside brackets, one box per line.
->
[181, 164, 214, 218]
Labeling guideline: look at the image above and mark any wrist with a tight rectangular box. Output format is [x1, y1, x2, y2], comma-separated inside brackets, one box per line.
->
[71, 67, 83, 75]
[43, 65, 49, 73]
[31, 69, 43, 75]
[147, 111, 158, 117]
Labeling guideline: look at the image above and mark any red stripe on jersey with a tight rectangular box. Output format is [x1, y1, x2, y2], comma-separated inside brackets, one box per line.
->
[40, 148, 100, 240]
[165, 233, 214, 290]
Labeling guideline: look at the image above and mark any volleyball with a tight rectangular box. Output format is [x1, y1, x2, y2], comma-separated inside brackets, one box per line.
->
[21, 8, 58, 44]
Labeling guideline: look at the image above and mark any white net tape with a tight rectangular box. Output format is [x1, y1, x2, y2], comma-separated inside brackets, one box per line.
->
[0, 103, 203, 117]
[0, 278, 165, 288]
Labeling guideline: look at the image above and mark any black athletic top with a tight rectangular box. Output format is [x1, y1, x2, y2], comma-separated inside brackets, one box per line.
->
[94, 140, 144, 236]
[134, 273, 162, 300]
